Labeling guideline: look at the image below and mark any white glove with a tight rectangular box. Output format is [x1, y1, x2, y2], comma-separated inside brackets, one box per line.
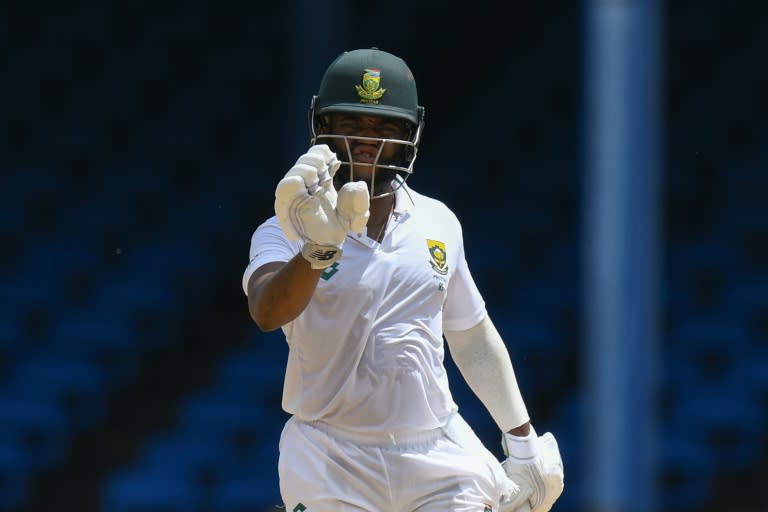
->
[501, 427, 564, 512]
[274, 144, 370, 269]
[499, 480, 531, 512]
[500, 500, 531, 512]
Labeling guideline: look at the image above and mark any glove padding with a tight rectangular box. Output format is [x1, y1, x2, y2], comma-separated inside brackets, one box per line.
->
[274, 145, 370, 269]
[502, 427, 564, 512]
[500, 500, 531, 512]
[499, 480, 531, 512]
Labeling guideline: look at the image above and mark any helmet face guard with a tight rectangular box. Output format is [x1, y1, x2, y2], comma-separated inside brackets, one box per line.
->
[309, 99, 425, 198]
[307, 48, 426, 198]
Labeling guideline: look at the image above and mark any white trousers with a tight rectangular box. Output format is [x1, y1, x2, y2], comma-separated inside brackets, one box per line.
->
[278, 413, 511, 512]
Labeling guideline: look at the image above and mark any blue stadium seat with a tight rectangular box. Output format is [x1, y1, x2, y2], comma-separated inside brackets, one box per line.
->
[8, 355, 108, 430]
[138, 429, 233, 483]
[730, 345, 768, 395]
[91, 274, 180, 331]
[122, 236, 210, 284]
[510, 277, 578, 314]
[665, 351, 733, 395]
[0, 314, 23, 366]
[21, 238, 106, 280]
[670, 316, 752, 354]
[718, 204, 768, 241]
[494, 319, 559, 352]
[0, 273, 56, 311]
[3, 167, 66, 199]
[47, 310, 140, 386]
[51, 195, 139, 239]
[0, 441, 31, 512]
[0, 393, 70, 470]
[720, 158, 768, 193]
[92, 162, 175, 200]
[0, 273, 66, 356]
[101, 467, 204, 512]
[213, 347, 285, 401]
[162, 194, 245, 239]
[663, 281, 695, 318]
[213, 468, 282, 512]
[668, 387, 764, 469]
[661, 433, 715, 512]
[0, 192, 26, 233]
[137, 121, 210, 156]
[178, 390, 273, 437]
[667, 241, 741, 276]
[723, 277, 768, 315]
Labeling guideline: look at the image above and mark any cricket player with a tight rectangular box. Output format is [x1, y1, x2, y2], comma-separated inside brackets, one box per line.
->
[243, 48, 564, 512]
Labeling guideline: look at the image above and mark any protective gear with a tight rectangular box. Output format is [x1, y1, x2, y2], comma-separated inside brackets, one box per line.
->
[274, 145, 370, 269]
[308, 48, 426, 198]
[501, 427, 565, 512]
[500, 499, 532, 512]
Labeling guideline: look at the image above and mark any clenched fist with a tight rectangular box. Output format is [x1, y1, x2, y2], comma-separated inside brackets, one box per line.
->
[274, 144, 370, 269]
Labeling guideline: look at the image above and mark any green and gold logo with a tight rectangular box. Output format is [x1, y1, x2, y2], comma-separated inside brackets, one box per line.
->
[427, 239, 448, 275]
[355, 68, 386, 104]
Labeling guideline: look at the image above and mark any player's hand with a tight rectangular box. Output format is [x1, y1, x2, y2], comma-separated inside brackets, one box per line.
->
[274, 144, 370, 269]
[501, 427, 564, 512]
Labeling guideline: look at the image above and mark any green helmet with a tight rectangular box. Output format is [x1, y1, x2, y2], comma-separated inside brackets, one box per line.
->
[311, 48, 424, 126]
[308, 48, 426, 197]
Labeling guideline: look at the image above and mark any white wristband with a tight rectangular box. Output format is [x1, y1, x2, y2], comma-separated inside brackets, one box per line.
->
[301, 243, 342, 269]
[503, 425, 539, 460]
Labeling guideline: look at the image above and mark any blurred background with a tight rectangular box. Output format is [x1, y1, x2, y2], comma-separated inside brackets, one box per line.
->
[1, 1, 767, 511]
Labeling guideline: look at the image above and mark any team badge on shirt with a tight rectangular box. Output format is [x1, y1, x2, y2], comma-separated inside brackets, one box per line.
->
[356, 68, 386, 104]
[427, 239, 448, 275]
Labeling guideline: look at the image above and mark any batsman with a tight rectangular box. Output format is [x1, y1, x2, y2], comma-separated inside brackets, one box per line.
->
[243, 47, 564, 512]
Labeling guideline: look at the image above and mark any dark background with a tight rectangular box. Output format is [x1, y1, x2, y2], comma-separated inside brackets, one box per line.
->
[1, 2, 766, 511]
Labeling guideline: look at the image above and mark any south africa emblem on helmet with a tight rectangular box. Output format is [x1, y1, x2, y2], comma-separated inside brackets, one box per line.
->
[427, 239, 448, 275]
[355, 68, 386, 104]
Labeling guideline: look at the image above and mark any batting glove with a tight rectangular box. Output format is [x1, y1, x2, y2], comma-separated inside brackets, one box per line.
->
[498, 478, 531, 512]
[501, 427, 564, 512]
[274, 145, 370, 269]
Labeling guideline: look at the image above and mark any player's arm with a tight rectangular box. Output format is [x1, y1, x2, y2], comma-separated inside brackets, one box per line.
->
[247, 257, 322, 332]
[444, 315, 530, 435]
[444, 315, 564, 512]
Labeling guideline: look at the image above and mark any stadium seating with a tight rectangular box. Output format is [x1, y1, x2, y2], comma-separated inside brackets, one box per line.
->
[2, 2, 767, 512]
[0, 441, 30, 511]
[101, 466, 204, 512]
[101, 333, 287, 511]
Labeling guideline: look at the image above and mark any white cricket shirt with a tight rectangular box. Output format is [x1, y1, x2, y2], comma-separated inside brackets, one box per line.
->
[242, 184, 487, 434]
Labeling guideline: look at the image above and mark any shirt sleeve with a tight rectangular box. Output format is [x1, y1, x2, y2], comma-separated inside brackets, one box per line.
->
[241, 217, 302, 295]
[442, 231, 487, 332]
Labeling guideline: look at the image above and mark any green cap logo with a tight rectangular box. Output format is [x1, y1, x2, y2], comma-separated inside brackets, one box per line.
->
[355, 68, 386, 104]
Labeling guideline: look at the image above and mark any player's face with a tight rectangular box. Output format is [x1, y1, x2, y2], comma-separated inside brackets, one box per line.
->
[320, 114, 409, 196]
